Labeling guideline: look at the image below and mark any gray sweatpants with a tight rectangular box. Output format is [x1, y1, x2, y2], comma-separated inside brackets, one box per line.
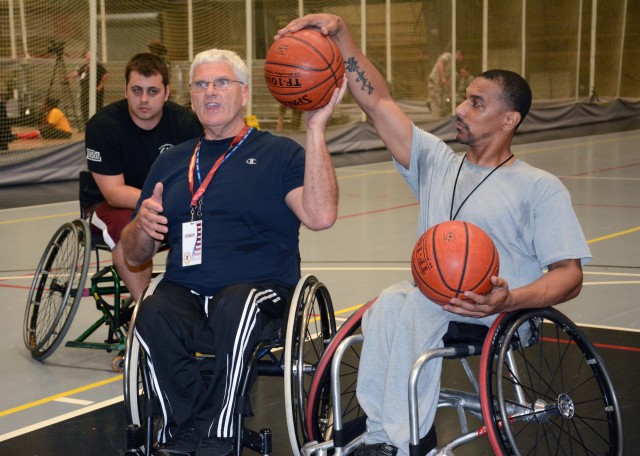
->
[356, 280, 493, 456]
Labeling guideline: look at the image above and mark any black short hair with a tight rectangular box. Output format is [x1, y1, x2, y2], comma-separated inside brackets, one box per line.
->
[125, 52, 170, 86]
[479, 69, 532, 129]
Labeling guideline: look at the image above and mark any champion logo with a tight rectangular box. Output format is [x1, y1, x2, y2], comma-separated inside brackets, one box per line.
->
[86, 148, 102, 162]
[246, 158, 257, 165]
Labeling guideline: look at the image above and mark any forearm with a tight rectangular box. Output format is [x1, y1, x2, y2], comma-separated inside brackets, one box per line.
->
[103, 185, 141, 209]
[507, 259, 584, 311]
[120, 218, 159, 266]
[330, 20, 391, 118]
[301, 125, 338, 231]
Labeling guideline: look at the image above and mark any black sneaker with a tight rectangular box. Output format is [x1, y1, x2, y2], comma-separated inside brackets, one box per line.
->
[155, 425, 198, 455]
[354, 443, 398, 456]
[198, 436, 233, 456]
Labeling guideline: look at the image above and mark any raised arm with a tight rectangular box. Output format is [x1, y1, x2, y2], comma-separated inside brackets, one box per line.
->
[285, 77, 347, 231]
[276, 14, 414, 168]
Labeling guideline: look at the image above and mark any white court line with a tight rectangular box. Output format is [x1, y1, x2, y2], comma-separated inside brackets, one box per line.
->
[577, 323, 640, 333]
[584, 271, 640, 277]
[0, 396, 122, 442]
[54, 397, 95, 406]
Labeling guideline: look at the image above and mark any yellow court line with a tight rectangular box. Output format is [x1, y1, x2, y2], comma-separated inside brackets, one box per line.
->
[0, 375, 122, 417]
[0, 212, 77, 225]
[588, 226, 640, 244]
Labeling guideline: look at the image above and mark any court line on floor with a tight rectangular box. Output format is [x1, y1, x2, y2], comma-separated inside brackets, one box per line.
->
[0, 375, 122, 418]
[0, 396, 123, 443]
[587, 226, 640, 244]
[0, 211, 77, 225]
[0, 302, 363, 441]
[0, 201, 76, 214]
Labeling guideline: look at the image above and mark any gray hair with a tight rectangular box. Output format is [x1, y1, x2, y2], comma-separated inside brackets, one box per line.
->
[190, 49, 249, 84]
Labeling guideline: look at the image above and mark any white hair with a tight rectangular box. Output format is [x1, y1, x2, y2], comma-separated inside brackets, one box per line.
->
[190, 49, 249, 84]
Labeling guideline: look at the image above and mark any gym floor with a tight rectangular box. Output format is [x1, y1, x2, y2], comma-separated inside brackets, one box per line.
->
[0, 117, 639, 455]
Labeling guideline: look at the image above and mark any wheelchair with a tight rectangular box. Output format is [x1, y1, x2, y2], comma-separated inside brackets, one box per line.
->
[123, 273, 337, 456]
[23, 170, 139, 371]
[299, 301, 624, 455]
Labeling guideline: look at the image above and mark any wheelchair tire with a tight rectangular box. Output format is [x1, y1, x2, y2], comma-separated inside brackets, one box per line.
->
[305, 299, 373, 444]
[479, 307, 623, 456]
[284, 274, 336, 456]
[124, 274, 164, 456]
[23, 220, 90, 359]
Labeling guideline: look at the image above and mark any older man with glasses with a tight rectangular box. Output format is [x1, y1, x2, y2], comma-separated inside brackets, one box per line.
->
[120, 48, 346, 456]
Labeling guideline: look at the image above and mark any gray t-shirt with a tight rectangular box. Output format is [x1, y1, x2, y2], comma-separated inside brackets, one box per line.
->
[395, 124, 591, 289]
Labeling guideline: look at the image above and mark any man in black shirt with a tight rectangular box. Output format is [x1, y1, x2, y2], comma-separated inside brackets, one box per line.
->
[85, 52, 202, 300]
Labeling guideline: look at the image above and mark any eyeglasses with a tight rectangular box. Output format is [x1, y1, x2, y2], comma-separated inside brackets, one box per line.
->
[189, 78, 244, 93]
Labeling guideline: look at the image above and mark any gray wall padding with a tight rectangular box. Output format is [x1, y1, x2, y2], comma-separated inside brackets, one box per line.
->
[1, 98, 638, 187]
[0, 141, 86, 186]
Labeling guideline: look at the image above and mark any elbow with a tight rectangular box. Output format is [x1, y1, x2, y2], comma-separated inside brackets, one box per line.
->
[305, 211, 338, 232]
[560, 271, 584, 303]
[103, 193, 118, 208]
[566, 280, 583, 302]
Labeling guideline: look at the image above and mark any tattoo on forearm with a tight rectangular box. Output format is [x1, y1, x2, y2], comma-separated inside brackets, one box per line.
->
[345, 57, 374, 95]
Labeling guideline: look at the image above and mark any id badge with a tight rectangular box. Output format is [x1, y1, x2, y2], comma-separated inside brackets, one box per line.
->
[182, 220, 203, 267]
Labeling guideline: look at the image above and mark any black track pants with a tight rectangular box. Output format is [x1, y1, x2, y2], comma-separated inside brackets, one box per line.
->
[135, 279, 288, 444]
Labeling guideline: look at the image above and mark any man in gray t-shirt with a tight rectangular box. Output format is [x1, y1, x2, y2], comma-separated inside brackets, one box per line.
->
[278, 14, 591, 456]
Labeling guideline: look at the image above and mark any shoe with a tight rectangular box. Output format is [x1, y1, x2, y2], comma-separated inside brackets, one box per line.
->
[155, 425, 198, 455]
[198, 436, 233, 456]
[354, 443, 398, 456]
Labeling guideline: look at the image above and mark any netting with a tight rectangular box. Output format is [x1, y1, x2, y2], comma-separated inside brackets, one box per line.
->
[1, 0, 639, 169]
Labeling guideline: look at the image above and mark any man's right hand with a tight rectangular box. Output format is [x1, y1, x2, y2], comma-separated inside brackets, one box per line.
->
[137, 182, 168, 241]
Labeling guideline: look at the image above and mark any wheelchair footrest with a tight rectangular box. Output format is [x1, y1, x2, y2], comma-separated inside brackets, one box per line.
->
[241, 428, 272, 455]
[126, 424, 146, 453]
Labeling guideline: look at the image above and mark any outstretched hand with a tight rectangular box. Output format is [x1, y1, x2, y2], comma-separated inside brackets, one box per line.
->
[137, 182, 168, 242]
[442, 275, 512, 318]
[274, 14, 343, 40]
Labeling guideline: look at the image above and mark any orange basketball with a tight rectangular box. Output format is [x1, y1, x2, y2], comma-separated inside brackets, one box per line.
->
[264, 28, 344, 111]
[411, 221, 500, 305]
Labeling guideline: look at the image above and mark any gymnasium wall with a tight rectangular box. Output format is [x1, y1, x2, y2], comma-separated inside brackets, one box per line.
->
[1, 0, 639, 185]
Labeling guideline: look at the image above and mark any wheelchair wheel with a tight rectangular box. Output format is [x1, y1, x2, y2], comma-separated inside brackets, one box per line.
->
[23, 220, 91, 359]
[305, 299, 373, 444]
[479, 308, 623, 456]
[284, 275, 336, 455]
[124, 274, 164, 455]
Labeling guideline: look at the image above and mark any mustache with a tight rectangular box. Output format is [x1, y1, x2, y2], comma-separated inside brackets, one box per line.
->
[455, 116, 468, 129]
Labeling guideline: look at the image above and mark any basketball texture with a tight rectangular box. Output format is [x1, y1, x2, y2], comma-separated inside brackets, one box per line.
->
[411, 220, 500, 305]
[264, 28, 344, 111]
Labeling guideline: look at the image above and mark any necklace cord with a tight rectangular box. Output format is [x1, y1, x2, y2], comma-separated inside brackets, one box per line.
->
[449, 153, 514, 221]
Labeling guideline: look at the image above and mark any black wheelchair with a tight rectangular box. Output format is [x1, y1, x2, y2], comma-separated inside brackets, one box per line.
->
[23, 171, 141, 371]
[123, 273, 336, 456]
[299, 301, 624, 455]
